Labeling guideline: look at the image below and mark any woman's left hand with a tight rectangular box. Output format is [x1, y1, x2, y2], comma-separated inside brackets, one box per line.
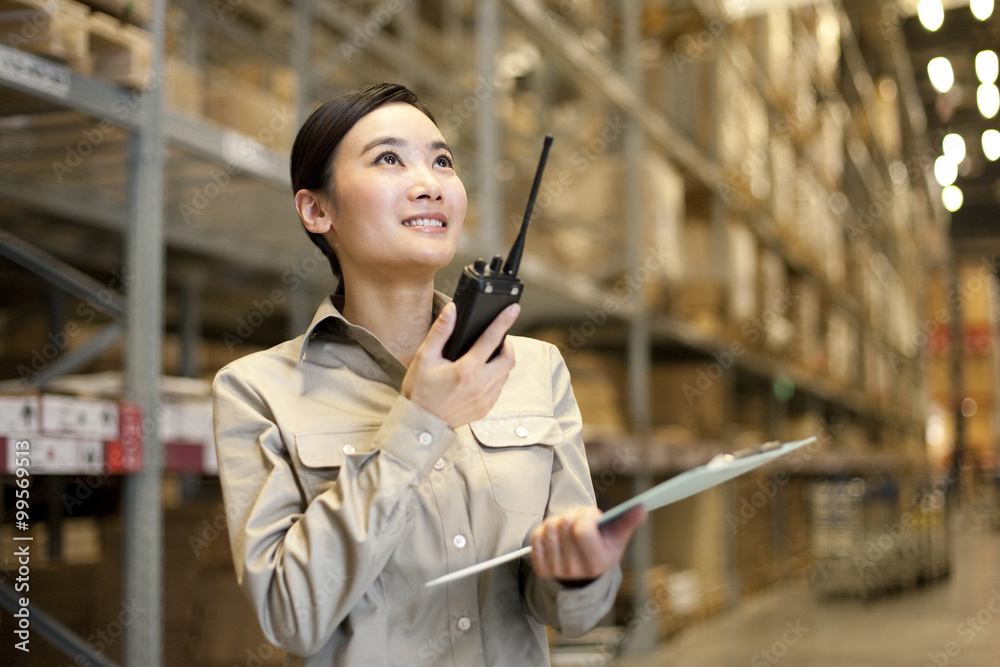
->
[529, 505, 646, 583]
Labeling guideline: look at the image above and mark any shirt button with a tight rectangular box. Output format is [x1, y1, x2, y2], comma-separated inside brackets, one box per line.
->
[453, 534, 467, 549]
[515, 426, 528, 438]
[342, 444, 356, 454]
[434, 458, 446, 471]
[418, 431, 433, 446]
[456, 617, 471, 632]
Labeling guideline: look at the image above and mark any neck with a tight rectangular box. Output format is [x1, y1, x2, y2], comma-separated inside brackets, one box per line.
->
[340, 276, 436, 367]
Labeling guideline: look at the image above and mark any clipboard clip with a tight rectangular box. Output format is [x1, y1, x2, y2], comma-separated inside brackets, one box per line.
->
[707, 440, 782, 468]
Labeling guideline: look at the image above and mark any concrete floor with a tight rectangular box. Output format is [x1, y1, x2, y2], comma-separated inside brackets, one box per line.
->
[617, 513, 1000, 666]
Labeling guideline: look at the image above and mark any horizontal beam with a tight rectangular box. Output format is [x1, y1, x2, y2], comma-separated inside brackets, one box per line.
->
[0, 231, 125, 318]
[0, 581, 119, 667]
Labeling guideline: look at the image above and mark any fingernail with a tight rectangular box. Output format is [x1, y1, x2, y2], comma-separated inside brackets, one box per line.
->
[508, 303, 521, 318]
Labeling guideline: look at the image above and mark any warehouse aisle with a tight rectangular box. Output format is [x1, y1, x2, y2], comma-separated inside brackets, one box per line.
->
[618, 514, 1000, 666]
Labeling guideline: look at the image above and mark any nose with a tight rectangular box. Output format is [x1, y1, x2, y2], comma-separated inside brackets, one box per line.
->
[409, 164, 443, 201]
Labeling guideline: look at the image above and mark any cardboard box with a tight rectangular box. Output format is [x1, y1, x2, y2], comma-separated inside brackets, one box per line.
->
[4, 434, 93, 474]
[565, 352, 625, 432]
[206, 67, 295, 152]
[650, 362, 729, 438]
[39, 394, 119, 439]
[166, 55, 204, 117]
[88, 11, 153, 88]
[0, 395, 39, 434]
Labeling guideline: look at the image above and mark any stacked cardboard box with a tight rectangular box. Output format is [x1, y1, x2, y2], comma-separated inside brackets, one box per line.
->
[86, 9, 151, 88]
[78, 0, 150, 26]
[0, 393, 142, 474]
[0, 0, 152, 87]
[733, 472, 780, 597]
[650, 361, 730, 440]
[165, 55, 204, 117]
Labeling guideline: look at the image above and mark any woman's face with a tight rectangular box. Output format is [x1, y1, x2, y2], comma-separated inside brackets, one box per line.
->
[325, 102, 467, 283]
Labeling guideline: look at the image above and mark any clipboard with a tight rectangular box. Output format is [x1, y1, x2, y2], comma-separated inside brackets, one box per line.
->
[425, 436, 816, 588]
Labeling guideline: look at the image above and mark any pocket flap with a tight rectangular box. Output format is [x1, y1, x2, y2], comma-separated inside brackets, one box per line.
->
[295, 428, 379, 468]
[469, 414, 563, 448]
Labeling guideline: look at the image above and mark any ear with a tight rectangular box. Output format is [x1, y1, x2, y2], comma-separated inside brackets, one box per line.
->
[295, 189, 334, 234]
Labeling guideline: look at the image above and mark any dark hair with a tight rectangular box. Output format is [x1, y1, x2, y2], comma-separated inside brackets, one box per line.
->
[290, 83, 436, 279]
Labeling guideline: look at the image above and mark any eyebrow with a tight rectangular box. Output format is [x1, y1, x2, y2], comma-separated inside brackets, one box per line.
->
[359, 136, 454, 158]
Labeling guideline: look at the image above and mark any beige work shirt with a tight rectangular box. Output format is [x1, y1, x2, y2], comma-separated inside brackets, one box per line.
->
[212, 292, 621, 666]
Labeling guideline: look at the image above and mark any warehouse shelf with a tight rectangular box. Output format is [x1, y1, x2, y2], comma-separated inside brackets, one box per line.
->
[0, 47, 267, 172]
[0, 1, 950, 665]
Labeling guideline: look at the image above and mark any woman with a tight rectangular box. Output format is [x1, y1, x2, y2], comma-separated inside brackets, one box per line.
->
[213, 83, 644, 666]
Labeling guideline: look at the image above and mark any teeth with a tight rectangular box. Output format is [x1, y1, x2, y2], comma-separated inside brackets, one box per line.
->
[403, 218, 445, 228]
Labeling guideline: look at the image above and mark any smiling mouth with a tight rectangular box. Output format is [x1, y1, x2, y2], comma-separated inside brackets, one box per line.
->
[402, 218, 446, 228]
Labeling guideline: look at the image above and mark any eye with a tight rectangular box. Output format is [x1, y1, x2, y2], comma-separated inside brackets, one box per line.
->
[374, 151, 402, 166]
[434, 154, 454, 169]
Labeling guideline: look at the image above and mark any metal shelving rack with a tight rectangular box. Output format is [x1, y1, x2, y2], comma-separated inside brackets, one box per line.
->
[0, 0, 949, 664]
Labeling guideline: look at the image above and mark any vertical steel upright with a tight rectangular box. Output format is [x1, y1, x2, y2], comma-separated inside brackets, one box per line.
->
[621, 0, 656, 654]
[991, 263, 1000, 496]
[948, 249, 964, 498]
[476, 0, 501, 254]
[289, 0, 316, 337]
[293, 0, 313, 130]
[123, 0, 167, 663]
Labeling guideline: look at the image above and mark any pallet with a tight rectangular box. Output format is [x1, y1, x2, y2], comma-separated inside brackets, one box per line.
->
[87, 9, 151, 88]
[0, 0, 91, 65]
[78, 0, 149, 26]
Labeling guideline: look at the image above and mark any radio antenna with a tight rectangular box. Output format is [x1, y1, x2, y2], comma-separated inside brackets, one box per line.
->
[502, 135, 553, 276]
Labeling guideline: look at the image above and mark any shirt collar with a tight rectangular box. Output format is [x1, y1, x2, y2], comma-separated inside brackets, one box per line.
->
[296, 288, 452, 385]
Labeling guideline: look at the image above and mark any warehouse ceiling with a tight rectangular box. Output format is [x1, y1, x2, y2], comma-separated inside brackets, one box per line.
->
[896, 1, 1000, 248]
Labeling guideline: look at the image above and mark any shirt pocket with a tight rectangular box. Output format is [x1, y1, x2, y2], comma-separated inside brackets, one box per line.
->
[293, 427, 379, 500]
[469, 414, 562, 515]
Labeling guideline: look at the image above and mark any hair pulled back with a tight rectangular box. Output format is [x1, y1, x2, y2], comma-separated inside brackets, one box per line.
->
[290, 83, 436, 279]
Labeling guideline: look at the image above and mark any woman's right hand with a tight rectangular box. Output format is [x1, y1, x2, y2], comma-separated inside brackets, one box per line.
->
[401, 301, 519, 429]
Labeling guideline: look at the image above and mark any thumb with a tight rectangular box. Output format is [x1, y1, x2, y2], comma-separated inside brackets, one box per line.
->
[421, 302, 457, 357]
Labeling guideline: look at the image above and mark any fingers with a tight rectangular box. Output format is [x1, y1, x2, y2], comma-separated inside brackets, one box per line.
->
[531, 516, 567, 578]
[600, 505, 647, 547]
[532, 511, 601, 580]
[467, 303, 520, 362]
[417, 302, 456, 359]
[402, 302, 518, 430]
[531, 507, 643, 582]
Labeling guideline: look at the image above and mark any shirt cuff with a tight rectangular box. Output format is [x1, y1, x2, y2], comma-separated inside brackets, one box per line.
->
[373, 395, 456, 475]
[552, 566, 622, 636]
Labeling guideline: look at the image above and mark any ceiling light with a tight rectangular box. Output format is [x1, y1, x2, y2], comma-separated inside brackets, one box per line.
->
[928, 57, 954, 93]
[942, 185, 963, 212]
[976, 50, 999, 84]
[978, 83, 1000, 118]
[943, 133, 966, 163]
[918, 0, 945, 30]
[970, 0, 994, 20]
[983, 129, 1000, 161]
[934, 155, 958, 186]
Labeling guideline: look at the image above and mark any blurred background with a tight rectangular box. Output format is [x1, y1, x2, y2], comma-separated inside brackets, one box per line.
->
[0, 0, 999, 665]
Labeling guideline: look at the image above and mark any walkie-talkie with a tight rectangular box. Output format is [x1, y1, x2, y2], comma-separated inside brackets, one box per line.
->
[443, 135, 553, 361]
